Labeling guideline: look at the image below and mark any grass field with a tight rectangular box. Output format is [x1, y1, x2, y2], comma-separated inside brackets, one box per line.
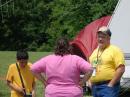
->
[0, 51, 92, 97]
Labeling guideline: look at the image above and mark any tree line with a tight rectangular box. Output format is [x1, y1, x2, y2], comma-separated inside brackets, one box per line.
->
[0, 0, 118, 51]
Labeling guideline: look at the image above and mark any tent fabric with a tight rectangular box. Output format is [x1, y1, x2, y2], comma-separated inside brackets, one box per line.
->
[71, 16, 111, 60]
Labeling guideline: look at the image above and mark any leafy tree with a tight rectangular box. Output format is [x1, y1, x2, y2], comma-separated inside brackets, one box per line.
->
[45, 0, 118, 49]
[0, 0, 51, 50]
[0, 0, 118, 51]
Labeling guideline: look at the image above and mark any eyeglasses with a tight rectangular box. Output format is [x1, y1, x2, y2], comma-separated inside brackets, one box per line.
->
[98, 35, 107, 39]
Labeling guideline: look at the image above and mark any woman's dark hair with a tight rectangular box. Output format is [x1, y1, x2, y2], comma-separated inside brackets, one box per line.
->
[16, 49, 29, 60]
[55, 37, 72, 56]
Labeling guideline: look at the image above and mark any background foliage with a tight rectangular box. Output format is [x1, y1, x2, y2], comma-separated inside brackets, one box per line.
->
[0, 0, 118, 51]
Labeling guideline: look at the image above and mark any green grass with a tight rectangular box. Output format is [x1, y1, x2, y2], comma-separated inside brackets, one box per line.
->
[0, 51, 92, 97]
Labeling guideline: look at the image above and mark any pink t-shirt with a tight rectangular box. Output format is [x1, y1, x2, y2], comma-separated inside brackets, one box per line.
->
[31, 54, 92, 97]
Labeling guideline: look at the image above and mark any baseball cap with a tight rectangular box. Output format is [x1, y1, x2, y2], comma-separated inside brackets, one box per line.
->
[98, 26, 112, 37]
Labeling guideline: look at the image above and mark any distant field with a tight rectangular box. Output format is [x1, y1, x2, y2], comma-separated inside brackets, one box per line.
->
[0, 51, 92, 97]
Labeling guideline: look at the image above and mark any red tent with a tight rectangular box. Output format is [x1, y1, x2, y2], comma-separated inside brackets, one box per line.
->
[71, 16, 111, 60]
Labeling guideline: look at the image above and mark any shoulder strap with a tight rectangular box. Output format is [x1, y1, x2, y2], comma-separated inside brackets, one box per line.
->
[16, 63, 26, 95]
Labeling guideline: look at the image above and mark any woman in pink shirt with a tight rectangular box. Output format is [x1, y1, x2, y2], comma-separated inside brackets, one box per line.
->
[31, 37, 93, 97]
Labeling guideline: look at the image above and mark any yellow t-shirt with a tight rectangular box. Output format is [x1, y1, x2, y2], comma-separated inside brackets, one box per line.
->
[6, 62, 35, 97]
[89, 45, 125, 82]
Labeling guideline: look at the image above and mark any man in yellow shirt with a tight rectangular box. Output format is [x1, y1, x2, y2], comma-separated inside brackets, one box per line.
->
[89, 26, 125, 97]
[6, 50, 36, 97]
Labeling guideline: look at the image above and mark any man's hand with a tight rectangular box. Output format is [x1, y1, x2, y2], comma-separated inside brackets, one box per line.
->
[79, 80, 84, 87]
[7, 81, 25, 95]
[15, 87, 25, 95]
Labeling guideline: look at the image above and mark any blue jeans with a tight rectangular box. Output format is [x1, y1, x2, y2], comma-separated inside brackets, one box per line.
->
[92, 82, 120, 97]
